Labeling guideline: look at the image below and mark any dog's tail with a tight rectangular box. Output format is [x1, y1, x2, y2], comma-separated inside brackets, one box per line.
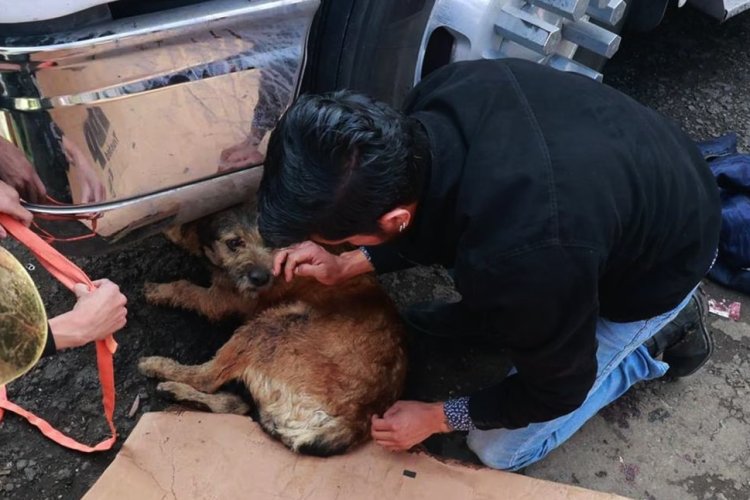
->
[296, 436, 351, 457]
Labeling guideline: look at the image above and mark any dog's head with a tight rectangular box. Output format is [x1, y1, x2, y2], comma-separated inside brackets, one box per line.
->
[189, 202, 275, 296]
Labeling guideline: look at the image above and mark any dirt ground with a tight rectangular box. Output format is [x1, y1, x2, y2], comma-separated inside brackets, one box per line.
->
[1, 4, 750, 500]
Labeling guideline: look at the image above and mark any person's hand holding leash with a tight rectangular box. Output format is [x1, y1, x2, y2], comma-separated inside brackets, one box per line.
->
[371, 400, 451, 452]
[273, 241, 373, 285]
[0, 181, 33, 238]
[48, 279, 128, 350]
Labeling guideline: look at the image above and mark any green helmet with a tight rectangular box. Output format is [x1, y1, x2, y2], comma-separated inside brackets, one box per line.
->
[0, 245, 47, 385]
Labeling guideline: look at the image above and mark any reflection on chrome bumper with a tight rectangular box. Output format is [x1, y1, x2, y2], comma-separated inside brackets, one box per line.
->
[27, 167, 265, 255]
[0, 0, 318, 253]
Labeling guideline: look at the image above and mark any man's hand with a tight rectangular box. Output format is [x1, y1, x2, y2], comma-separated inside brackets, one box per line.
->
[48, 279, 128, 350]
[272, 241, 373, 285]
[0, 181, 33, 238]
[0, 137, 46, 203]
[371, 401, 451, 452]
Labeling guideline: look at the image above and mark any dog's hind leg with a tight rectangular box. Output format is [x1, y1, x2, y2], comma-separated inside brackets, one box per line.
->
[157, 381, 250, 415]
[139, 356, 236, 393]
[144, 280, 249, 321]
[139, 326, 254, 392]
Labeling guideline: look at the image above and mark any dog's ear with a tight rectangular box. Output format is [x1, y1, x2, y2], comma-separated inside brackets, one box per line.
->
[231, 201, 259, 229]
[163, 222, 205, 256]
[244, 198, 258, 217]
[195, 217, 218, 251]
[203, 245, 221, 267]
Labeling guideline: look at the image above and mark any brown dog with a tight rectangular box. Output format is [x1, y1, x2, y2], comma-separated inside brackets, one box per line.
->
[138, 203, 407, 456]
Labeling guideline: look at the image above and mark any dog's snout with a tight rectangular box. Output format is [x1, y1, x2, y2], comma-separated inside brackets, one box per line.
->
[248, 267, 271, 287]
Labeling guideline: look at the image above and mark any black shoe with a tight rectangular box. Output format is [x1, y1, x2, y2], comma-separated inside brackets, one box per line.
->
[644, 287, 713, 377]
[401, 301, 485, 339]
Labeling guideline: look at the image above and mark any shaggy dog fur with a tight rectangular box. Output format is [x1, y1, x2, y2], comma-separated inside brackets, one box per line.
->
[138, 203, 407, 456]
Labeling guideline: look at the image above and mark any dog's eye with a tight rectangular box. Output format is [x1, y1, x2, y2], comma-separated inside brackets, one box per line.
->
[225, 238, 245, 252]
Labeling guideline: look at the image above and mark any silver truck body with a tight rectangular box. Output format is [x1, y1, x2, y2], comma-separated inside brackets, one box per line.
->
[0, 0, 746, 253]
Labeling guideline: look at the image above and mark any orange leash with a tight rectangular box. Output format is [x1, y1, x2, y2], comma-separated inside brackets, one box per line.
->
[0, 214, 118, 452]
[31, 194, 102, 244]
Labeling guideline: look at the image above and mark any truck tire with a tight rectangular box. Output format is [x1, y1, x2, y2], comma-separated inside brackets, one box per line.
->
[303, 0, 629, 106]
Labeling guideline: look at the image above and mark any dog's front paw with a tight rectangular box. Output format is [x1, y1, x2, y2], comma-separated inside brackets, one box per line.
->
[143, 282, 173, 305]
[138, 356, 175, 379]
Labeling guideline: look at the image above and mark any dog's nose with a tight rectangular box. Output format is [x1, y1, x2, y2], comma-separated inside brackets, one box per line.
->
[248, 267, 271, 287]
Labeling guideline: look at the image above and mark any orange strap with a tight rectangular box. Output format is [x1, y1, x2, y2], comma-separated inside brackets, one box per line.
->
[0, 214, 118, 452]
[32, 194, 102, 243]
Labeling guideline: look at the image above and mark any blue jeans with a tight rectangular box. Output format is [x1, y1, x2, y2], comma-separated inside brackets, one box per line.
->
[466, 289, 695, 471]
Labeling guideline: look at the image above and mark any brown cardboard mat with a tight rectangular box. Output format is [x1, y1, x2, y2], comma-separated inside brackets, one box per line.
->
[84, 412, 629, 500]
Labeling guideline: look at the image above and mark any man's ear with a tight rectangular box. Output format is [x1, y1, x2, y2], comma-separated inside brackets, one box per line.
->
[377, 207, 412, 234]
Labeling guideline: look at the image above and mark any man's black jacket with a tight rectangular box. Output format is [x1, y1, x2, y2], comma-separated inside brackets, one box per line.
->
[366, 59, 721, 430]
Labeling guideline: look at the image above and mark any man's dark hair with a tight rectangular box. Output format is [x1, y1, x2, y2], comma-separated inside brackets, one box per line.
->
[257, 90, 428, 247]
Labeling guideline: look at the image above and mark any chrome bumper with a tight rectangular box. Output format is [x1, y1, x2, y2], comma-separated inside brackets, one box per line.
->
[0, 0, 318, 254]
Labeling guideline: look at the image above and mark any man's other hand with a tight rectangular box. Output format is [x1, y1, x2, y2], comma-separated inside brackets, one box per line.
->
[371, 401, 451, 452]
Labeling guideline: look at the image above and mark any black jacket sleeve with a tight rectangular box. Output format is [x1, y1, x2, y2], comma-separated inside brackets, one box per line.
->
[455, 244, 601, 430]
[41, 323, 56, 357]
[364, 244, 417, 274]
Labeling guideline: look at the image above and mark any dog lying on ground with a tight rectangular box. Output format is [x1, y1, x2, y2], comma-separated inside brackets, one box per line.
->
[138, 203, 407, 456]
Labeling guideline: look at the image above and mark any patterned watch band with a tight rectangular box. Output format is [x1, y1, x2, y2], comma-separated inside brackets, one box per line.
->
[443, 397, 476, 431]
[359, 246, 373, 262]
